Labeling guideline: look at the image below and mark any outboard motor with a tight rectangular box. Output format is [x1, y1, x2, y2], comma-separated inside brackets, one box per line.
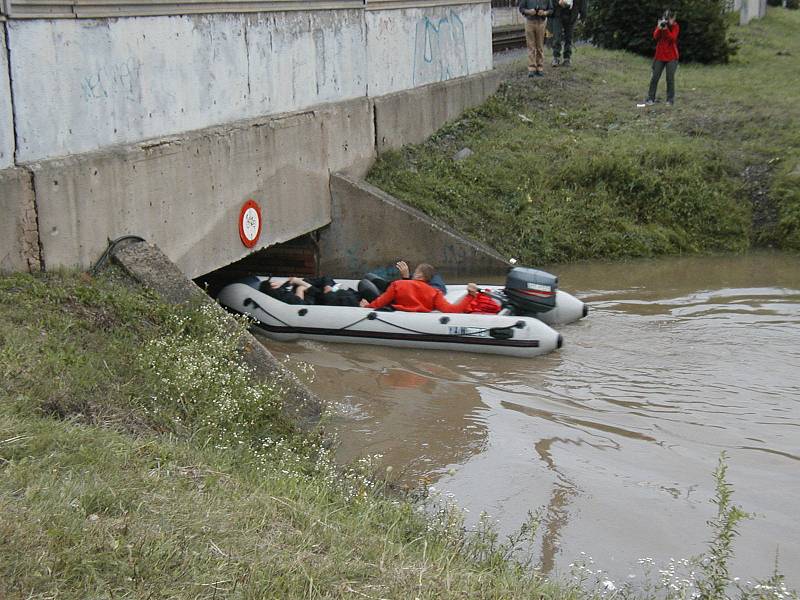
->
[504, 267, 558, 315]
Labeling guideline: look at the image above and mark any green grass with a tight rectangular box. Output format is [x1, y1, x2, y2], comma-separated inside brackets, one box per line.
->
[367, 8, 800, 264]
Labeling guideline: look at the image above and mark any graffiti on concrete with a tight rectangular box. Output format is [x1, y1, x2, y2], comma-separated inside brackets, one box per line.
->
[81, 57, 142, 102]
[413, 10, 469, 86]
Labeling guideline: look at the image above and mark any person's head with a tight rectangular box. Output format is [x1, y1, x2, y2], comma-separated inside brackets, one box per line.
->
[413, 263, 436, 282]
[663, 9, 676, 24]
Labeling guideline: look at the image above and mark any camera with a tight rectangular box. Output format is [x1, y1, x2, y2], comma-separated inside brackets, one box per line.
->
[658, 18, 668, 28]
[659, 10, 672, 28]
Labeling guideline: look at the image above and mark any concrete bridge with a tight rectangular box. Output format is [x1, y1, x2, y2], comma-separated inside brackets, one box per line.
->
[1, 0, 501, 278]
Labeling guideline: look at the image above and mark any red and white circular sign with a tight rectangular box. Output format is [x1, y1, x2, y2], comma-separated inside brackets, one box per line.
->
[238, 199, 262, 248]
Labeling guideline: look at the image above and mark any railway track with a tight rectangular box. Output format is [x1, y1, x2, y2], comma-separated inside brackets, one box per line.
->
[492, 25, 526, 52]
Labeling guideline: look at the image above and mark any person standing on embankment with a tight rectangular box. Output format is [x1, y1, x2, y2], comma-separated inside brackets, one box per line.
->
[550, 0, 587, 67]
[519, 0, 554, 77]
[644, 10, 680, 106]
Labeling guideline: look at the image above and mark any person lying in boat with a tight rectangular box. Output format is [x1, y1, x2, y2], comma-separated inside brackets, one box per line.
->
[260, 276, 361, 307]
[260, 277, 312, 305]
[359, 263, 480, 313]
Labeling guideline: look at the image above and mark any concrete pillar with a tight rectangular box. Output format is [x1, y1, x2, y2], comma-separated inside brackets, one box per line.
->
[740, 0, 767, 24]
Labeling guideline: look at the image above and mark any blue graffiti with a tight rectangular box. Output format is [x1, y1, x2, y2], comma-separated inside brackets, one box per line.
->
[412, 10, 469, 86]
[80, 57, 142, 102]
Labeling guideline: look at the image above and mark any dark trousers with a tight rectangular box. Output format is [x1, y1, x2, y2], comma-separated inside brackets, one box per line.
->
[551, 12, 577, 60]
[647, 60, 678, 103]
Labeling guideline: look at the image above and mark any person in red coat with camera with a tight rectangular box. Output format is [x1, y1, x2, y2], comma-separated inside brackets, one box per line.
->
[644, 10, 679, 106]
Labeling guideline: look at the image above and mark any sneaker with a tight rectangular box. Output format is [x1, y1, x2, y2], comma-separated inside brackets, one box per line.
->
[552, 57, 561, 67]
[535, 71, 545, 77]
[645, 99, 655, 106]
[666, 100, 674, 106]
[528, 71, 536, 78]
[563, 58, 571, 67]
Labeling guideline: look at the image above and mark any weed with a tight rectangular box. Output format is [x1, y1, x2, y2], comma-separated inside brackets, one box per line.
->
[696, 453, 752, 600]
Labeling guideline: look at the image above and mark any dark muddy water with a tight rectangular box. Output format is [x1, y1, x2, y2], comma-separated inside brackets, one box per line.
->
[260, 252, 800, 588]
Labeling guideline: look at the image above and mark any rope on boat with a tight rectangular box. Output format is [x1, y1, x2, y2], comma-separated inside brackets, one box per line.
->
[242, 297, 293, 328]
[371, 315, 499, 337]
[244, 298, 374, 332]
[337, 314, 373, 331]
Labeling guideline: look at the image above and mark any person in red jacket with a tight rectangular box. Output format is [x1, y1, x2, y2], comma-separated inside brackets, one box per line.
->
[645, 10, 679, 106]
[359, 263, 479, 313]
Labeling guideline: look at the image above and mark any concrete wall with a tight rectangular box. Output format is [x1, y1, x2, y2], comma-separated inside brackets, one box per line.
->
[0, 27, 14, 169]
[28, 68, 499, 277]
[7, 11, 368, 162]
[318, 173, 509, 278]
[491, 6, 524, 28]
[366, 3, 492, 96]
[0, 168, 40, 273]
[374, 68, 501, 152]
[6, 4, 492, 163]
[740, 0, 767, 24]
[31, 97, 374, 279]
[1, 3, 498, 276]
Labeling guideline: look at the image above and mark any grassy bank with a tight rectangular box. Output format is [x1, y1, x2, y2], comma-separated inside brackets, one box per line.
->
[0, 269, 583, 599]
[368, 8, 800, 264]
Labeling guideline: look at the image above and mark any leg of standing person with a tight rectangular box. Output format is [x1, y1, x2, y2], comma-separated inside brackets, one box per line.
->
[551, 16, 563, 66]
[647, 60, 666, 103]
[525, 19, 537, 76]
[665, 60, 678, 104]
[562, 10, 576, 65]
[533, 18, 546, 74]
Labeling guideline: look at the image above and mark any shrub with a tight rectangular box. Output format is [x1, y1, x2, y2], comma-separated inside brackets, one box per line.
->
[787, 0, 799, 9]
[584, 0, 739, 63]
[766, 0, 782, 6]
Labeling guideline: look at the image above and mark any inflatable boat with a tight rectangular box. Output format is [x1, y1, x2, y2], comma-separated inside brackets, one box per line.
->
[216, 268, 587, 358]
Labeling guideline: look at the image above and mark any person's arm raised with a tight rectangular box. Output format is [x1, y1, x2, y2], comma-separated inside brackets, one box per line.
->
[396, 260, 411, 279]
[666, 22, 679, 41]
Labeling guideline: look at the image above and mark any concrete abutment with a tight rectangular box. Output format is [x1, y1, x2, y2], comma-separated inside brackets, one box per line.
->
[318, 173, 509, 279]
[373, 69, 502, 153]
[27, 97, 374, 280]
[6, 69, 502, 278]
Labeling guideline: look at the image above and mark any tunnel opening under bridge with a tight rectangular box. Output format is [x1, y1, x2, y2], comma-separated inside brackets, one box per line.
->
[194, 233, 319, 300]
